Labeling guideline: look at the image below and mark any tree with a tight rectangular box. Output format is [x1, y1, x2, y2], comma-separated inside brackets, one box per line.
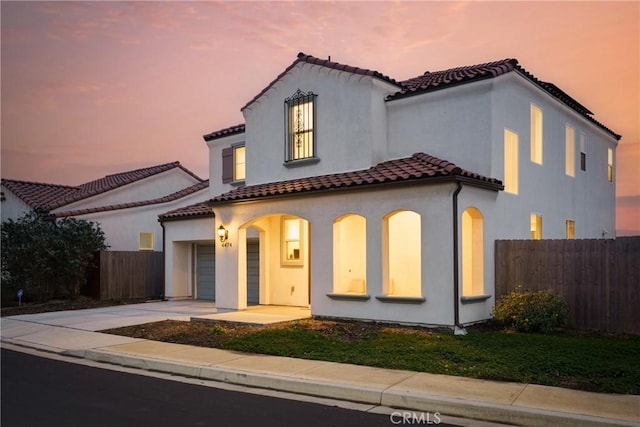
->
[1, 211, 108, 302]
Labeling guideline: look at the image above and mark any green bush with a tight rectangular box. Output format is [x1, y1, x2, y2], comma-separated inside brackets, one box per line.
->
[493, 287, 569, 333]
[1, 211, 107, 303]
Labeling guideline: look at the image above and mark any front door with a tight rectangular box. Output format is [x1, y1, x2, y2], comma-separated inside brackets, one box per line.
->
[247, 238, 259, 305]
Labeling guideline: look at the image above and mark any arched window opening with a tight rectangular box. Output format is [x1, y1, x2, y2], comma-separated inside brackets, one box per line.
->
[333, 214, 367, 294]
[384, 210, 421, 297]
[462, 207, 484, 296]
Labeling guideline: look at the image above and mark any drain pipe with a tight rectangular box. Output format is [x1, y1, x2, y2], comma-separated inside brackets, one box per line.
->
[452, 181, 467, 335]
[160, 220, 166, 301]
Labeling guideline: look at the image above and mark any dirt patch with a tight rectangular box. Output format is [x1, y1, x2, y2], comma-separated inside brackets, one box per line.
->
[102, 318, 441, 348]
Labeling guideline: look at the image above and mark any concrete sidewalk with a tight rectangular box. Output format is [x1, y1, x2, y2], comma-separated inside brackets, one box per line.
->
[1, 302, 638, 427]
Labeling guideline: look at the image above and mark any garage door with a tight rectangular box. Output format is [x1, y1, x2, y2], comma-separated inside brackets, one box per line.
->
[196, 244, 215, 300]
[247, 239, 259, 305]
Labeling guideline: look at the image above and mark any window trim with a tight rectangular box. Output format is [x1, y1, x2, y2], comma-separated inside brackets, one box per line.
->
[565, 125, 575, 177]
[232, 143, 246, 183]
[281, 216, 304, 266]
[607, 148, 614, 182]
[530, 103, 543, 165]
[284, 89, 317, 163]
[580, 133, 587, 172]
[530, 213, 543, 240]
[222, 143, 246, 185]
[139, 232, 154, 251]
[566, 219, 575, 240]
[504, 128, 519, 194]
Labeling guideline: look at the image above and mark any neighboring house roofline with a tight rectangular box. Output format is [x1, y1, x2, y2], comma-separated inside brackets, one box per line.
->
[1, 179, 80, 211]
[54, 180, 209, 218]
[2, 161, 205, 212]
[240, 52, 402, 112]
[158, 200, 214, 222]
[203, 124, 246, 142]
[207, 152, 503, 206]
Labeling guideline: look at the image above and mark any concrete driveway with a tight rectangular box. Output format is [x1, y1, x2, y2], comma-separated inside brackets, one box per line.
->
[3, 300, 218, 331]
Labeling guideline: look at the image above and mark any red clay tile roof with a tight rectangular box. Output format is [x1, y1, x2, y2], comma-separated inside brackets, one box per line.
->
[203, 124, 246, 142]
[392, 58, 620, 140]
[238, 53, 619, 141]
[209, 153, 502, 204]
[1, 179, 80, 210]
[396, 59, 519, 97]
[158, 200, 214, 222]
[241, 52, 401, 111]
[2, 161, 205, 211]
[55, 180, 209, 218]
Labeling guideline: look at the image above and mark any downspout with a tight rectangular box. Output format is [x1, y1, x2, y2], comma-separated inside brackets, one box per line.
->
[160, 220, 166, 301]
[452, 180, 467, 335]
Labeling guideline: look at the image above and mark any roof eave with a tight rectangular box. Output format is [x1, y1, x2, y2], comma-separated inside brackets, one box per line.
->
[208, 175, 501, 207]
[386, 73, 497, 103]
[158, 212, 215, 223]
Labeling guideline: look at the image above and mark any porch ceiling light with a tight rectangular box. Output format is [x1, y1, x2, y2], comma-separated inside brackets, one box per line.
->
[217, 225, 228, 243]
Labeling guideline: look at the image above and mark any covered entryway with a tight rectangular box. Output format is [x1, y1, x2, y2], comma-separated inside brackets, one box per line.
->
[224, 213, 309, 309]
[195, 244, 215, 300]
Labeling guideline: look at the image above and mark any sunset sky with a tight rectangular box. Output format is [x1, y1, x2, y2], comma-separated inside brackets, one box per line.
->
[1, 1, 638, 234]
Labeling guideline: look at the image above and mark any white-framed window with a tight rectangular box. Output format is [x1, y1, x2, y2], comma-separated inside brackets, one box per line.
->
[530, 213, 543, 240]
[234, 145, 246, 181]
[566, 220, 575, 239]
[384, 210, 422, 297]
[607, 148, 614, 182]
[580, 133, 587, 171]
[333, 214, 367, 294]
[285, 89, 316, 162]
[139, 232, 154, 251]
[222, 143, 246, 184]
[565, 125, 575, 177]
[462, 207, 484, 297]
[530, 104, 543, 164]
[281, 216, 304, 266]
[504, 129, 519, 194]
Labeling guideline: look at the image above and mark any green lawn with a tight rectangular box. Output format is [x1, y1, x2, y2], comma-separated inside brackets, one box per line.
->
[222, 324, 640, 395]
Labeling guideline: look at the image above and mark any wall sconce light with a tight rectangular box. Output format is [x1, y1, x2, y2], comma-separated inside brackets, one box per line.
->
[217, 225, 229, 243]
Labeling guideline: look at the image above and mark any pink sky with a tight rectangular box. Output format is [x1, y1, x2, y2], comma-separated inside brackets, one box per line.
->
[1, 1, 638, 234]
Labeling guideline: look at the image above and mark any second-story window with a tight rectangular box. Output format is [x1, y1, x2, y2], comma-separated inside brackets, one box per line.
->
[565, 125, 575, 177]
[530, 103, 543, 165]
[580, 133, 587, 171]
[222, 143, 245, 184]
[234, 145, 246, 181]
[285, 89, 316, 162]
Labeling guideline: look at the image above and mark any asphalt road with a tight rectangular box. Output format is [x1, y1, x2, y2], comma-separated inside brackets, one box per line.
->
[1, 349, 459, 427]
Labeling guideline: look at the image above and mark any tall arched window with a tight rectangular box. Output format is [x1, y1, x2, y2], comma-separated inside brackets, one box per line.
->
[462, 207, 484, 296]
[332, 214, 366, 294]
[384, 210, 421, 297]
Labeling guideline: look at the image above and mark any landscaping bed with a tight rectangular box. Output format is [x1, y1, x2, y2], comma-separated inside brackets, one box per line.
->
[102, 318, 640, 395]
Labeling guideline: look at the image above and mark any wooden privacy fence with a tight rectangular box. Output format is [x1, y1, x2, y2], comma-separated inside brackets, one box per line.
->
[87, 251, 164, 300]
[495, 237, 640, 334]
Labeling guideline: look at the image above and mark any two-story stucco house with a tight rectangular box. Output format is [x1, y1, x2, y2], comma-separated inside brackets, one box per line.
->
[2, 162, 208, 252]
[160, 53, 619, 328]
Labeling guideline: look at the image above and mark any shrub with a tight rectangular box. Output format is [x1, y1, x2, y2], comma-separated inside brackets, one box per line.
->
[493, 286, 569, 333]
[1, 211, 107, 303]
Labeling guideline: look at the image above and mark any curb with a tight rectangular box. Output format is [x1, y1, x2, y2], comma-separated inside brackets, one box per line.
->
[72, 348, 637, 427]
